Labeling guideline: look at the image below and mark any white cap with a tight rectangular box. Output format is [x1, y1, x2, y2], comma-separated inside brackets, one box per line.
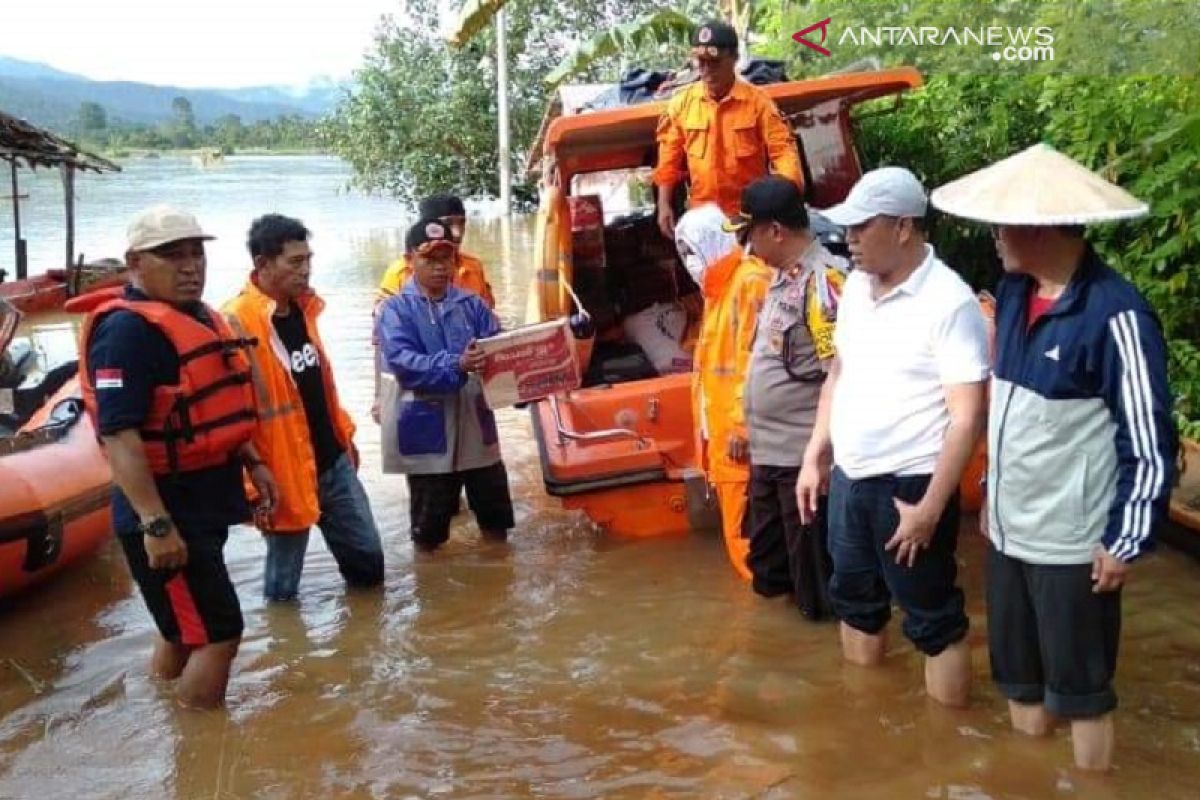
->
[126, 205, 214, 252]
[819, 167, 928, 227]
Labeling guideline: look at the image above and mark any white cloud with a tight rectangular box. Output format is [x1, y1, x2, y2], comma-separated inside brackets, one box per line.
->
[1, 0, 407, 88]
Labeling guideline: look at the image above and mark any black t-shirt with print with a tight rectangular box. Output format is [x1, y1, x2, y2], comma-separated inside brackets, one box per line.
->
[272, 304, 343, 473]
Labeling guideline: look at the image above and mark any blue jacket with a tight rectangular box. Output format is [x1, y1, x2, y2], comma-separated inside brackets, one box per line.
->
[987, 248, 1176, 564]
[376, 280, 501, 474]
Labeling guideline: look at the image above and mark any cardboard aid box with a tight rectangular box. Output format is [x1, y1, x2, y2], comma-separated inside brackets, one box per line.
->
[477, 319, 583, 409]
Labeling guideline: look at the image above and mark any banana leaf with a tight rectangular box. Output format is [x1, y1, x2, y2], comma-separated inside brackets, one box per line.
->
[446, 0, 511, 47]
[544, 10, 696, 88]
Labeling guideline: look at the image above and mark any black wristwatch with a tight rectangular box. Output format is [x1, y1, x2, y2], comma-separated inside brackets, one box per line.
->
[139, 515, 174, 538]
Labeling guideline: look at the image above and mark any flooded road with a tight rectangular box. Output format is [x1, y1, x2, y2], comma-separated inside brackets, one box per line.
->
[2, 156, 1199, 798]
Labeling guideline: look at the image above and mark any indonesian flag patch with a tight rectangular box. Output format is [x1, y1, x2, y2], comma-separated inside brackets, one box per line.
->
[95, 368, 124, 389]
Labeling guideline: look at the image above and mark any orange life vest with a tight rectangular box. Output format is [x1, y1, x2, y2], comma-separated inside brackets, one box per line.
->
[222, 281, 356, 531]
[79, 297, 258, 475]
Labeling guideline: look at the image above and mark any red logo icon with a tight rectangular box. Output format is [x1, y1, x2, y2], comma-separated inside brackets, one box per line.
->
[793, 17, 833, 56]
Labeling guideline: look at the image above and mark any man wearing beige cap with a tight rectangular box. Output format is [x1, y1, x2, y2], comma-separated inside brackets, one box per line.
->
[78, 205, 278, 708]
[933, 144, 1177, 770]
[796, 168, 989, 707]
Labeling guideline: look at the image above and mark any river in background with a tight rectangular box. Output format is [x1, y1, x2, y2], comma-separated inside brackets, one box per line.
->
[0, 155, 1198, 799]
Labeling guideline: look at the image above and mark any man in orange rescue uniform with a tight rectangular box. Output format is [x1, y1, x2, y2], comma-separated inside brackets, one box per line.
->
[224, 214, 384, 602]
[654, 20, 803, 239]
[80, 205, 278, 708]
[677, 204, 771, 580]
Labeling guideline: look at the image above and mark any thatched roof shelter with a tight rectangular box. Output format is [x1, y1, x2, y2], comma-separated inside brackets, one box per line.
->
[1, 110, 121, 280]
[0, 111, 120, 174]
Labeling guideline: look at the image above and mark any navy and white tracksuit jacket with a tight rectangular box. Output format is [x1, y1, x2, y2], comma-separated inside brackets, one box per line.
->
[987, 248, 1176, 565]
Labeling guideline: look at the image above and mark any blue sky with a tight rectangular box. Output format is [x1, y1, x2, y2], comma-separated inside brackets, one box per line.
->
[1, 1, 431, 88]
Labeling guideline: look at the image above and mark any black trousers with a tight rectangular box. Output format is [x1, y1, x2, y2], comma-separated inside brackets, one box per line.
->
[827, 468, 967, 656]
[746, 464, 834, 620]
[987, 546, 1120, 718]
[407, 461, 515, 549]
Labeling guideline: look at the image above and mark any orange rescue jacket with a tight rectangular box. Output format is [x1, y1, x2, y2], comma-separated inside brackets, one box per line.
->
[691, 248, 772, 483]
[375, 250, 495, 308]
[653, 80, 804, 217]
[222, 280, 356, 531]
[79, 296, 258, 476]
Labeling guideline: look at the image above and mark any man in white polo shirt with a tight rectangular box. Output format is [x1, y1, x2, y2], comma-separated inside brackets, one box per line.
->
[796, 167, 989, 707]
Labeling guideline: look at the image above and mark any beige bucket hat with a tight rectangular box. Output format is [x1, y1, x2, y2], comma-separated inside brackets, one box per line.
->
[930, 143, 1148, 226]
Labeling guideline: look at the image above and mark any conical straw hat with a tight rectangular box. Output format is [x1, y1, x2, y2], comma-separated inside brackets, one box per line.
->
[930, 143, 1148, 225]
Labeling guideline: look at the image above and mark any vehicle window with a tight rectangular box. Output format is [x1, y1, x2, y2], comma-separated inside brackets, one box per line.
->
[571, 167, 655, 221]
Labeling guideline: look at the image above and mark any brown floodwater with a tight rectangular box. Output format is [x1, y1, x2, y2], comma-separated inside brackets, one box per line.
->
[2, 157, 1199, 799]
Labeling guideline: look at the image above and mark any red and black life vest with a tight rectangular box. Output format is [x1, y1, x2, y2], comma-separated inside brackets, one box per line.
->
[78, 295, 258, 475]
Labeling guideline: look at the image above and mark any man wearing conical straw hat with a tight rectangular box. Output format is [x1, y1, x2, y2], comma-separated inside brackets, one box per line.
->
[932, 143, 1177, 771]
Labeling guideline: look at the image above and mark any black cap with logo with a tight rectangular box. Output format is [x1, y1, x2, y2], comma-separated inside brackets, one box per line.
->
[405, 217, 458, 255]
[691, 20, 739, 57]
[722, 176, 810, 233]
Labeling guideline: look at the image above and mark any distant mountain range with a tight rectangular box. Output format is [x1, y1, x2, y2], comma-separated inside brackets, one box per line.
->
[0, 56, 348, 132]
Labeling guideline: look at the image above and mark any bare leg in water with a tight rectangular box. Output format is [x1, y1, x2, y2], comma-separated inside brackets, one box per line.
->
[925, 639, 971, 708]
[840, 625, 972, 708]
[1008, 700, 1055, 736]
[150, 637, 239, 709]
[840, 623, 886, 666]
[1071, 714, 1115, 771]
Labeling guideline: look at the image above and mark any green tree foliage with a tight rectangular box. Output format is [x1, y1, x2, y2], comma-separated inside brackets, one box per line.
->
[544, 10, 696, 88]
[73, 113, 320, 154]
[170, 96, 195, 127]
[76, 101, 107, 134]
[757, 0, 1200, 437]
[214, 114, 245, 152]
[170, 95, 196, 147]
[323, 0, 716, 206]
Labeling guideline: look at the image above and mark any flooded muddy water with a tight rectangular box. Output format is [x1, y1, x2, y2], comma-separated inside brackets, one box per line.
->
[1, 156, 1198, 798]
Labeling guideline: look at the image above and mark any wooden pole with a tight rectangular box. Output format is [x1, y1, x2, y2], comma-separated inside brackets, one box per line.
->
[9, 161, 24, 280]
[62, 164, 76, 269]
[496, 8, 512, 216]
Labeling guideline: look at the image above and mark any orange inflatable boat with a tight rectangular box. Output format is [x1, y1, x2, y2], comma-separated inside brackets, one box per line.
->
[0, 376, 113, 600]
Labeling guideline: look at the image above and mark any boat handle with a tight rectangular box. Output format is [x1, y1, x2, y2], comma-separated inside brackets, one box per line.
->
[548, 394, 646, 448]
